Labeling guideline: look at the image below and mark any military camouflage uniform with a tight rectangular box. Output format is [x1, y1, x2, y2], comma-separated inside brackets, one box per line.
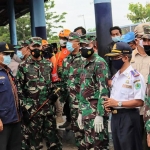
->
[79, 53, 109, 150]
[17, 56, 62, 150]
[62, 51, 85, 149]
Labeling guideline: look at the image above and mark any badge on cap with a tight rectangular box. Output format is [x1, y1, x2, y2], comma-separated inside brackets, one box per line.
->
[5, 44, 9, 50]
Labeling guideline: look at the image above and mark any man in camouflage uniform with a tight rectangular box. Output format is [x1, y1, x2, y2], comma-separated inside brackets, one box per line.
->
[77, 35, 109, 150]
[17, 37, 62, 150]
[62, 32, 85, 149]
[142, 32, 150, 149]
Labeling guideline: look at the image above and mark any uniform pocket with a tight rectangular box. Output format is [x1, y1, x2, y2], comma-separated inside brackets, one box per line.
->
[0, 79, 7, 92]
[120, 88, 129, 100]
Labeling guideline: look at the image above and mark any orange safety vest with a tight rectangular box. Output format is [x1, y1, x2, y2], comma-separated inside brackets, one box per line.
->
[55, 47, 70, 67]
[49, 54, 59, 82]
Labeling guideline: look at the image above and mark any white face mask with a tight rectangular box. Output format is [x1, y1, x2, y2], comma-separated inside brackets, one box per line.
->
[139, 40, 144, 48]
[59, 39, 67, 47]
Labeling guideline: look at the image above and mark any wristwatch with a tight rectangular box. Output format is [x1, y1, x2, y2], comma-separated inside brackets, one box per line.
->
[118, 101, 122, 107]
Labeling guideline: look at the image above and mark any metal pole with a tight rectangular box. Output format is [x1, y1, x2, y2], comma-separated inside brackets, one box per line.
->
[32, 0, 47, 39]
[7, 0, 17, 45]
[94, 0, 113, 57]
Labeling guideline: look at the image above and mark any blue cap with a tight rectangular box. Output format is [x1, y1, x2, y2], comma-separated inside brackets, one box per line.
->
[121, 32, 135, 43]
[105, 42, 132, 57]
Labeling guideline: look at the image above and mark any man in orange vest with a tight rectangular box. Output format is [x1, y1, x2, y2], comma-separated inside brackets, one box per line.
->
[56, 29, 72, 130]
[55, 29, 71, 77]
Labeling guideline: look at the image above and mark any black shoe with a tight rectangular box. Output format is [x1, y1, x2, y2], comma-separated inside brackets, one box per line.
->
[59, 121, 71, 128]
[65, 124, 71, 132]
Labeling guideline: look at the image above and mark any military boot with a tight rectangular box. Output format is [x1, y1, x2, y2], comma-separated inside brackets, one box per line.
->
[59, 121, 71, 128]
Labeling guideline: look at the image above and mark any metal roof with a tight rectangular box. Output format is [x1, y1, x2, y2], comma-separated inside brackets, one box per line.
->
[0, 0, 47, 26]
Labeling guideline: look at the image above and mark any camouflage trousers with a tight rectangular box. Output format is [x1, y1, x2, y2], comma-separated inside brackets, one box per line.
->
[21, 115, 62, 150]
[81, 117, 109, 150]
[69, 92, 85, 149]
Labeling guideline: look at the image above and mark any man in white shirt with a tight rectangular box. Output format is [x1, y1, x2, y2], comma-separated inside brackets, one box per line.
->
[104, 42, 146, 150]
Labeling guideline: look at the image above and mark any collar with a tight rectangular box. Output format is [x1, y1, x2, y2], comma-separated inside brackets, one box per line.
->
[114, 65, 133, 78]
[27, 56, 48, 64]
[69, 52, 81, 59]
[85, 53, 97, 63]
[134, 48, 147, 57]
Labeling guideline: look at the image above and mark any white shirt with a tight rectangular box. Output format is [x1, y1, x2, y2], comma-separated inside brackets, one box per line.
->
[110, 65, 146, 108]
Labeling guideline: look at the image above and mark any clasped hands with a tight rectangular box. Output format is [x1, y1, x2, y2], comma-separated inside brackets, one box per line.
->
[103, 97, 118, 112]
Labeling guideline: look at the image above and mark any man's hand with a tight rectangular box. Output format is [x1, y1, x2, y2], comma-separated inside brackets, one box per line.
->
[147, 133, 150, 147]
[103, 98, 118, 111]
[0, 119, 3, 132]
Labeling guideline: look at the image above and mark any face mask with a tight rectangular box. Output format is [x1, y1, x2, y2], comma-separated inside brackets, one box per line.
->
[111, 58, 124, 70]
[59, 39, 67, 47]
[112, 36, 121, 42]
[80, 47, 94, 58]
[66, 42, 74, 52]
[3, 55, 11, 65]
[31, 49, 42, 58]
[139, 40, 144, 48]
[17, 50, 24, 59]
[144, 45, 150, 56]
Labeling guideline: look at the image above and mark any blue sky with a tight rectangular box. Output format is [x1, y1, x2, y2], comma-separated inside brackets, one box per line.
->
[51, 0, 148, 33]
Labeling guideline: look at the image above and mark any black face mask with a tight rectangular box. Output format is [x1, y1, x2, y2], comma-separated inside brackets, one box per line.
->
[111, 59, 124, 70]
[80, 47, 94, 58]
[31, 49, 42, 58]
[144, 45, 150, 56]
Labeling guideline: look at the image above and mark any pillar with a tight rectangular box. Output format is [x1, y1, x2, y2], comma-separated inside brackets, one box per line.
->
[7, 0, 17, 45]
[30, 0, 47, 39]
[29, 0, 36, 37]
[94, 0, 113, 57]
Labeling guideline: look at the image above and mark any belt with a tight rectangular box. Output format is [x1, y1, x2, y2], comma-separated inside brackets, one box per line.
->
[112, 108, 138, 114]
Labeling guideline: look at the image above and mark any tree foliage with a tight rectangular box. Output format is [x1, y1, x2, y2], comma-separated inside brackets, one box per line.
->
[127, 2, 150, 23]
[0, 0, 67, 43]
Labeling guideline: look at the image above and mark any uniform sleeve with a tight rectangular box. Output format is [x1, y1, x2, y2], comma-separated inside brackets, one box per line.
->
[144, 74, 150, 132]
[95, 60, 109, 116]
[133, 74, 146, 101]
[16, 65, 26, 107]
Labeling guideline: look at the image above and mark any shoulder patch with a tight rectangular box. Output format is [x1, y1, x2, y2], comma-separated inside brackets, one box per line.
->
[135, 82, 141, 90]
[131, 69, 140, 77]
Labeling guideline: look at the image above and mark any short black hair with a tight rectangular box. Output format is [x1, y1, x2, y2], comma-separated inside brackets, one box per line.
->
[74, 26, 86, 35]
[109, 26, 122, 35]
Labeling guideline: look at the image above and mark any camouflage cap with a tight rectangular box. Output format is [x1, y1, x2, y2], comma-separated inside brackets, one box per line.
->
[14, 40, 31, 49]
[68, 32, 81, 40]
[142, 34, 150, 39]
[134, 23, 150, 36]
[29, 37, 42, 45]
[80, 34, 96, 44]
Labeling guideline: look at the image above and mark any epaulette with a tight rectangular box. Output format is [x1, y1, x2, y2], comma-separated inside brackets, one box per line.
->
[131, 69, 140, 77]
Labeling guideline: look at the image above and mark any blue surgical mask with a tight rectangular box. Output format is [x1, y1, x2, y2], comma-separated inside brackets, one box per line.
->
[112, 36, 121, 42]
[17, 50, 24, 59]
[3, 55, 11, 65]
[66, 42, 74, 52]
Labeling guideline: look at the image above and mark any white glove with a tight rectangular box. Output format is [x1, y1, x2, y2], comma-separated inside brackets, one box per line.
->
[94, 116, 104, 133]
[77, 114, 84, 129]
